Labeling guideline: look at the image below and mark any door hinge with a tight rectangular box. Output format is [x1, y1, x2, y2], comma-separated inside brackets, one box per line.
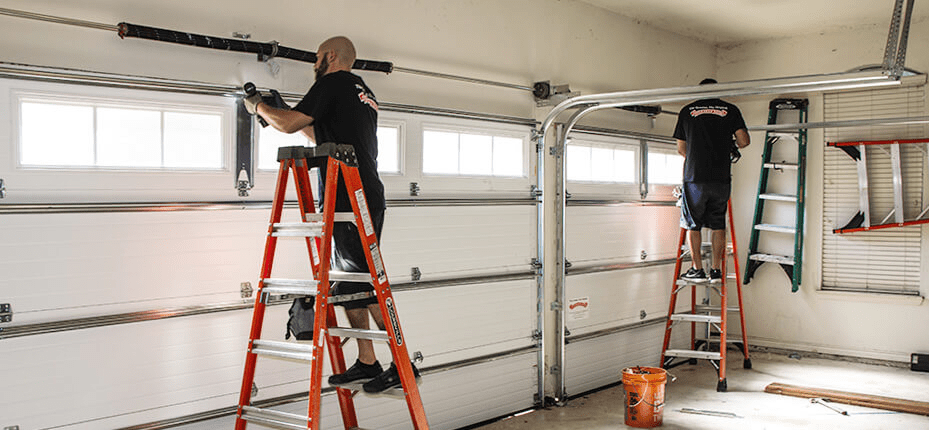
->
[409, 182, 421, 196]
[0, 178, 6, 199]
[0, 303, 11, 323]
[240, 282, 253, 299]
[530, 185, 543, 199]
[411, 267, 422, 282]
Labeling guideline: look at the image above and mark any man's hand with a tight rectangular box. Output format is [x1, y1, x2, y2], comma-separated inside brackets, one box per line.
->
[242, 82, 263, 115]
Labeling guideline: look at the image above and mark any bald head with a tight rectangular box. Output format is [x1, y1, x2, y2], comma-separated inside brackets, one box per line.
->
[317, 36, 356, 72]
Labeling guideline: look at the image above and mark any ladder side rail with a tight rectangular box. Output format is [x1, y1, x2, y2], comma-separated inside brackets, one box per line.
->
[236, 160, 293, 429]
[341, 161, 429, 429]
[727, 200, 750, 363]
[792, 110, 809, 292]
[744, 107, 779, 283]
[857, 144, 872, 228]
[295, 158, 359, 430]
[305, 158, 342, 430]
[718, 252, 728, 391]
[660, 228, 688, 365]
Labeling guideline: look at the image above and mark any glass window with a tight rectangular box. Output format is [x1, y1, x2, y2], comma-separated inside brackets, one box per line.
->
[647, 150, 684, 185]
[422, 128, 524, 177]
[376, 125, 401, 174]
[19, 98, 224, 169]
[566, 140, 636, 183]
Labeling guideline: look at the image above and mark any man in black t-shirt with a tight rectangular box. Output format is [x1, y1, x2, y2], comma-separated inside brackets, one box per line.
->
[248, 36, 411, 393]
[673, 78, 750, 283]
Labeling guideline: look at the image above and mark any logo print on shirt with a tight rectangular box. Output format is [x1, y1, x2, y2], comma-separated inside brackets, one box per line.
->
[356, 84, 378, 111]
[690, 107, 728, 117]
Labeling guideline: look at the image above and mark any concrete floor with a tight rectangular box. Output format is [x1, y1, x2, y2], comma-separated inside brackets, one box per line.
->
[474, 352, 929, 430]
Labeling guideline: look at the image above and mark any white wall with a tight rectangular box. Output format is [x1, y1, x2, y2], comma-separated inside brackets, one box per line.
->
[716, 20, 929, 362]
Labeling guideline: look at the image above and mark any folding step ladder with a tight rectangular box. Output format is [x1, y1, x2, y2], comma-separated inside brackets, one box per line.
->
[660, 200, 750, 393]
[828, 138, 929, 233]
[235, 143, 428, 430]
[744, 98, 809, 292]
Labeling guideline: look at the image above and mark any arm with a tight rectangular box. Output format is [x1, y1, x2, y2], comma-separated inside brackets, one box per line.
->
[676, 139, 687, 157]
[734, 128, 750, 148]
[299, 126, 316, 144]
[256, 104, 314, 134]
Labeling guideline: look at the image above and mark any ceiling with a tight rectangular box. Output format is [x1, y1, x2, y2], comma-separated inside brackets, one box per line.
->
[578, 0, 927, 45]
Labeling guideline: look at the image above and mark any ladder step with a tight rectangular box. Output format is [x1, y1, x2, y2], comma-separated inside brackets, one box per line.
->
[759, 193, 798, 202]
[754, 224, 796, 234]
[670, 313, 722, 324]
[328, 328, 390, 341]
[329, 271, 373, 283]
[664, 349, 722, 360]
[240, 406, 308, 430]
[329, 380, 407, 399]
[769, 131, 801, 139]
[271, 222, 325, 237]
[749, 253, 795, 265]
[694, 305, 741, 313]
[250, 340, 314, 361]
[261, 278, 319, 296]
[304, 212, 356, 223]
[763, 162, 799, 170]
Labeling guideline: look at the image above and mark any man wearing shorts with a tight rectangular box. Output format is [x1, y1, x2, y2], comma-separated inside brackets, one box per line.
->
[247, 36, 415, 393]
[673, 78, 751, 282]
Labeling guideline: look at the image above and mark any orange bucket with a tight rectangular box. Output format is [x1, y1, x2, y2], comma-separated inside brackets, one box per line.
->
[622, 366, 667, 428]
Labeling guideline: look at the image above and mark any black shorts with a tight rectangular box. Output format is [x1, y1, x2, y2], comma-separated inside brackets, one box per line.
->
[680, 182, 729, 231]
[331, 207, 385, 309]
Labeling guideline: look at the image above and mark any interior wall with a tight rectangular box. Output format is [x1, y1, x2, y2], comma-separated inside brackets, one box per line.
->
[716, 19, 929, 362]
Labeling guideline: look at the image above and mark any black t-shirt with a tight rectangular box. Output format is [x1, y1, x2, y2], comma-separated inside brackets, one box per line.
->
[294, 71, 385, 212]
[673, 98, 746, 184]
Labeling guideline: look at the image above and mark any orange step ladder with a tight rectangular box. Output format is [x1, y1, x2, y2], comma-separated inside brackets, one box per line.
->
[235, 143, 428, 429]
[660, 200, 751, 392]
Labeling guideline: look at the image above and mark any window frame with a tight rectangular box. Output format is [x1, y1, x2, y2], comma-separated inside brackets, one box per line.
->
[2, 78, 236, 203]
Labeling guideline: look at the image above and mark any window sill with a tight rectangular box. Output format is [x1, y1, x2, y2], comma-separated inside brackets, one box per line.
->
[816, 289, 925, 306]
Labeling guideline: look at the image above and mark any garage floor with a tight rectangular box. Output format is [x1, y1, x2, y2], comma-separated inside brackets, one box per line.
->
[473, 352, 929, 430]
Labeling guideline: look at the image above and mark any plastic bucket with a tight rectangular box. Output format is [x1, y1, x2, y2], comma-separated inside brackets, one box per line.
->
[622, 366, 667, 428]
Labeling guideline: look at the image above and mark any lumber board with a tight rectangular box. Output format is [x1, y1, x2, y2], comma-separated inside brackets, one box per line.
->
[764, 382, 929, 416]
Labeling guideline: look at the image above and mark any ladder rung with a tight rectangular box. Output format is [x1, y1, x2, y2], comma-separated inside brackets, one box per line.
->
[664, 349, 722, 360]
[694, 305, 741, 313]
[328, 328, 390, 341]
[261, 279, 319, 296]
[670, 313, 722, 324]
[329, 381, 407, 399]
[330, 271, 373, 283]
[271, 222, 325, 237]
[749, 253, 795, 265]
[250, 340, 314, 361]
[304, 212, 356, 223]
[329, 291, 376, 304]
[754, 224, 796, 234]
[759, 193, 798, 202]
[763, 162, 799, 170]
[676, 278, 711, 286]
[240, 406, 308, 430]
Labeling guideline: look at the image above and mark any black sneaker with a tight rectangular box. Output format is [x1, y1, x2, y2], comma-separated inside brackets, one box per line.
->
[681, 267, 708, 282]
[328, 360, 382, 386]
[709, 269, 722, 283]
[362, 362, 421, 394]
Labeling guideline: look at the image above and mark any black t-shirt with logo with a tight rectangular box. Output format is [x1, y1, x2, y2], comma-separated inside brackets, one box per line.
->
[673, 98, 746, 184]
[294, 70, 385, 212]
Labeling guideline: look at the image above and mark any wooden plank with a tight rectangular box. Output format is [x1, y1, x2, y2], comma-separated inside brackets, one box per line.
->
[764, 382, 929, 416]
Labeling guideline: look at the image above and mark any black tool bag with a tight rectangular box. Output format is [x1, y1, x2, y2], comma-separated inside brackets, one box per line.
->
[285, 296, 315, 340]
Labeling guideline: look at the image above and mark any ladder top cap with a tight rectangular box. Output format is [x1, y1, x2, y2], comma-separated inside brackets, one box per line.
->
[277, 143, 359, 167]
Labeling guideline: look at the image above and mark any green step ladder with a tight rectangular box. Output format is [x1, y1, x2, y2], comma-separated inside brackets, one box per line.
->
[744, 98, 809, 292]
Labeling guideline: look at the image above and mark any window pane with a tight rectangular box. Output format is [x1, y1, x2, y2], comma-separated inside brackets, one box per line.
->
[163, 112, 222, 168]
[493, 136, 523, 177]
[20, 102, 94, 166]
[423, 130, 459, 174]
[590, 147, 614, 181]
[376, 126, 400, 173]
[614, 149, 635, 182]
[258, 126, 309, 170]
[96, 108, 161, 167]
[648, 151, 684, 184]
[459, 133, 492, 175]
[566, 145, 591, 181]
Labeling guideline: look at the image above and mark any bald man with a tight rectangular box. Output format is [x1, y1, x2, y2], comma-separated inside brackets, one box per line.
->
[252, 36, 412, 394]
